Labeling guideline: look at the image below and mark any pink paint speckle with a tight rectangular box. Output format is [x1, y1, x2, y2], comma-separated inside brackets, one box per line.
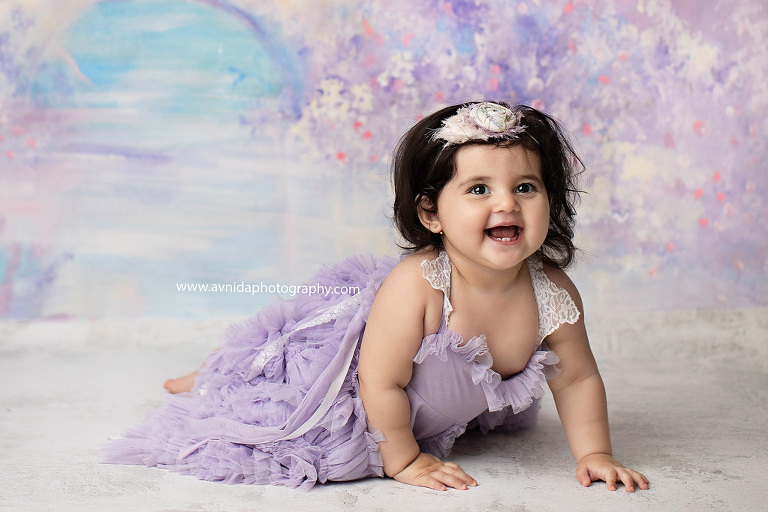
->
[369, 154, 379, 162]
[361, 130, 372, 139]
[598, 75, 610, 85]
[336, 151, 346, 162]
[353, 120, 363, 131]
[487, 77, 499, 91]
[402, 33, 413, 47]
[11, 126, 24, 136]
[564, 2, 574, 14]
[663, 133, 675, 148]
[491, 65, 501, 74]
[666, 242, 676, 252]
[362, 17, 375, 36]
[694, 188, 703, 199]
[716, 192, 726, 202]
[733, 259, 744, 271]
[618, 51, 629, 61]
[583, 124, 592, 136]
[26, 138, 35, 148]
[568, 41, 577, 55]
[693, 119, 706, 136]
[698, 217, 709, 227]
[712, 171, 722, 183]
[531, 99, 545, 111]
[6, 150, 16, 160]
[729, 137, 739, 148]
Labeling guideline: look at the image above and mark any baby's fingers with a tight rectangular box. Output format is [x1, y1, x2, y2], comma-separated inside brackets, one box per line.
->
[427, 468, 475, 491]
[417, 474, 450, 492]
[578, 464, 649, 492]
[442, 463, 478, 488]
[576, 464, 593, 487]
[620, 468, 650, 492]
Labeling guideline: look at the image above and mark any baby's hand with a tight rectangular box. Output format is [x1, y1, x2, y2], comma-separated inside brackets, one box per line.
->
[393, 452, 477, 491]
[576, 453, 649, 492]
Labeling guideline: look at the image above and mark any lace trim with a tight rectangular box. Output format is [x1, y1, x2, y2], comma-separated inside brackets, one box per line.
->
[420, 251, 454, 325]
[527, 256, 580, 342]
[245, 294, 363, 380]
[420, 251, 580, 343]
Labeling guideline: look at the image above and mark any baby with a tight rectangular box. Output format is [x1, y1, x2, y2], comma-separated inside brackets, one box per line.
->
[105, 101, 649, 493]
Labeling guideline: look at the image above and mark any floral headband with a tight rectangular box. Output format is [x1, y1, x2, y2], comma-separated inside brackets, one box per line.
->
[431, 102, 526, 147]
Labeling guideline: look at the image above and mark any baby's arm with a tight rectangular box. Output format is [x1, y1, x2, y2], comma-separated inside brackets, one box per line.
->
[358, 258, 477, 491]
[543, 268, 649, 492]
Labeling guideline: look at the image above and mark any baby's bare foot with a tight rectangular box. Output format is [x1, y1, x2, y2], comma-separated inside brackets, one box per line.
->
[164, 370, 199, 394]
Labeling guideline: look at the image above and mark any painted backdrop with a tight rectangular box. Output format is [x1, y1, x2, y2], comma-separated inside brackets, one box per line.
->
[1, 0, 766, 319]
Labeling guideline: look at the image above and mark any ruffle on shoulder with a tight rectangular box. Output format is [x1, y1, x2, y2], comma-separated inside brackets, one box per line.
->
[414, 330, 560, 415]
[528, 255, 580, 342]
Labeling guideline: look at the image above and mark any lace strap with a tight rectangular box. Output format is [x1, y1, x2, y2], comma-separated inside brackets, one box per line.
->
[420, 251, 454, 326]
[527, 256, 580, 343]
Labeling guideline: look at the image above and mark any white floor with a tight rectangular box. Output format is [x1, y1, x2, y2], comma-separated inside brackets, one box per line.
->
[1, 309, 766, 512]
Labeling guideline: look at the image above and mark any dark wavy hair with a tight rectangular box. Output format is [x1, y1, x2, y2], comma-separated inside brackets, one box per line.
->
[392, 101, 583, 269]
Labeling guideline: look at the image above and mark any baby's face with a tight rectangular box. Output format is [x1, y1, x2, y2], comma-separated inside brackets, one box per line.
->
[433, 144, 550, 271]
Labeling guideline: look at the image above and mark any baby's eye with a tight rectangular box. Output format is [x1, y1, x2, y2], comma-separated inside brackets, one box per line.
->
[469, 184, 490, 195]
[516, 183, 536, 194]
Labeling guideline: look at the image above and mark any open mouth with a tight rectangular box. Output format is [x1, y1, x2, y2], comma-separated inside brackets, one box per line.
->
[486, 225, 521, 242]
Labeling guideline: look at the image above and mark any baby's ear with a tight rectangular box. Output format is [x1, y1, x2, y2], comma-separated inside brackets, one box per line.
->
[417, 196, 442, 233]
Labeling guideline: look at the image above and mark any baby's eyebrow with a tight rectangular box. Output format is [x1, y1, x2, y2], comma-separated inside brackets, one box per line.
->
[457, 175, 491, 187]
[519, 173, 545, 185]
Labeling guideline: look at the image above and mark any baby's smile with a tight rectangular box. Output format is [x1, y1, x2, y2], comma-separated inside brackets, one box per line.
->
[486, 224, 521, 242]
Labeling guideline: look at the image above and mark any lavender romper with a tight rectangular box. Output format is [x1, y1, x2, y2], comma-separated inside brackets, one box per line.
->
[101, 251, 579, 490]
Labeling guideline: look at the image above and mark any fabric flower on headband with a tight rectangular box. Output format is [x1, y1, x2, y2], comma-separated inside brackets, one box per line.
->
[432, 102, 526, 147]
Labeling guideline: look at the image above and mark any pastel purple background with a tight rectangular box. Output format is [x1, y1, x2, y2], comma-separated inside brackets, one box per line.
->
[1, 0, 766, 319]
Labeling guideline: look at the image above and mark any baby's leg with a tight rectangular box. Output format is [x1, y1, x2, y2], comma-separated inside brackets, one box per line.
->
[164, 348, 217, 393]
[164, 369, 200, 394]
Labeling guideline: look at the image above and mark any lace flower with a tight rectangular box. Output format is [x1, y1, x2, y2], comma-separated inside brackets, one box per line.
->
[432, 102, 527, 147]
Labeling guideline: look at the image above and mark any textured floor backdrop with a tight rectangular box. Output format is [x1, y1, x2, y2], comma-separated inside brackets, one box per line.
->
[1, 308, 766, 511]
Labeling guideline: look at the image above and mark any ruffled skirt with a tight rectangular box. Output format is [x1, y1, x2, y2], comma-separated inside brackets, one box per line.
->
[101, 254, 398, 490]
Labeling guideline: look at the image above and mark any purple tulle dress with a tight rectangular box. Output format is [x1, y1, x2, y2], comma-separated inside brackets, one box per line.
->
[101, 251, 580, 490]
